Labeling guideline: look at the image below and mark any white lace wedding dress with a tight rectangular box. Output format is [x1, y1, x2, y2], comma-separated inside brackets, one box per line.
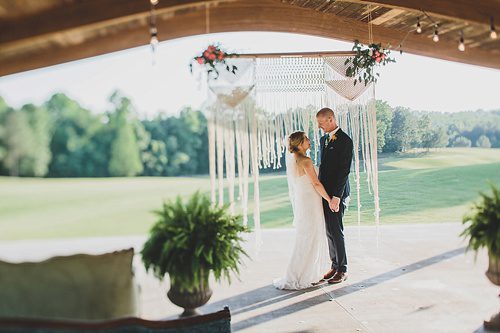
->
[273, 153, 330, 290]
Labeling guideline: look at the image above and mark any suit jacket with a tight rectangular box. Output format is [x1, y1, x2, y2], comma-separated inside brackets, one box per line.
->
[318, 128, 353, 201]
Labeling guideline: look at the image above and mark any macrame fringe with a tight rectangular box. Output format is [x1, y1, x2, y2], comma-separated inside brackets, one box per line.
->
[204, 56, 381, 250]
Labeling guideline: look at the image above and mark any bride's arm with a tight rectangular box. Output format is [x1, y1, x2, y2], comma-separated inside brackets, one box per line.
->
[302, 158, 331, 202]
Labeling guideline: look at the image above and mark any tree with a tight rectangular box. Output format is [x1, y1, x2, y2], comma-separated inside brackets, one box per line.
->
[142, 107, 208, 176]
[2, 110, 34, 176]
[0, 97, 9, 173]
[384, 107, 417, 152]
[142, 139, 168, 176]
[421, 126, 448, 149]
[476, 135, 492, 148]
[452, 136, 472, 147]
[46, 93, 107, 177]
[375, 100, 393, 152]
[21, 104, 52, 176]
[108, 91, 143, 177]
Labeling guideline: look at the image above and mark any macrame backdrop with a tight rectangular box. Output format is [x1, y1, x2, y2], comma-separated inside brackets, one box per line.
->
[200, 54, 380, 251]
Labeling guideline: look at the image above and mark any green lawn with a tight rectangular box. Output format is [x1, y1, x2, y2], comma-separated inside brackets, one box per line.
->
[0, 148, 499, 240]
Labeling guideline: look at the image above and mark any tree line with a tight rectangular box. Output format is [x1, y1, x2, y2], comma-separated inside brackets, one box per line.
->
[375, 100, 500, 152]
[0, 92, 208, 177]
[0, 92, 498, 177]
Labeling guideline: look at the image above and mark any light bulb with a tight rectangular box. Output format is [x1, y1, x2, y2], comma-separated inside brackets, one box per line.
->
[458, 33, 465, 51]
[150, 36, 159, 47]
[491, 17, 497, 39]
[433, 26, 439, 42]
[416, 18, 422, 33]
[458, 40, 465, 51]
[150, 0, 159, 5]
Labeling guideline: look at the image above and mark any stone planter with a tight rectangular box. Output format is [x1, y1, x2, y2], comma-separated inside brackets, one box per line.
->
[167, 282, 213, 317]
[484, 252, 500, 331]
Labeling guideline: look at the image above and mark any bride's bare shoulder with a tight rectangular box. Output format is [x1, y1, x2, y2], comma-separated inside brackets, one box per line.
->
[296, 155, 313, 167]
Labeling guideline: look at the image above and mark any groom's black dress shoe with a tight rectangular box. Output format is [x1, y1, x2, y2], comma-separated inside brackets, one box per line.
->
[328, 271, 347, 284]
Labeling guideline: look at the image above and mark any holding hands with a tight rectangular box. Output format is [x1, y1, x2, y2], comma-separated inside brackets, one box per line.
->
[329, 196, 340, 212]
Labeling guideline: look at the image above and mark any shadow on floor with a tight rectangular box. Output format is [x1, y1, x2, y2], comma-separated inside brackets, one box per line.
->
[202, 284, 321, 316]
[221, 246, 466, 331]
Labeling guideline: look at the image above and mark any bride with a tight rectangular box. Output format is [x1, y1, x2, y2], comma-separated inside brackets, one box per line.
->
[273, 131, 332, 290]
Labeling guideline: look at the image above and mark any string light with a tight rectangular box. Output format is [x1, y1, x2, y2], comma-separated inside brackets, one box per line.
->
[149, 0, 159, 62]
[433, 24, 439, 42]
[491, 17, 497, 39]
[416, 17, 422, 33]
[150, 27, 159, 47]
[458, 31, 465, 51]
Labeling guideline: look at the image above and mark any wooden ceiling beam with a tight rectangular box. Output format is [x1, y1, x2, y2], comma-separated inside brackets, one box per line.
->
[341, 0, 500, 26]
[0, 0, 499, 77]
[0, 0, 215, 45]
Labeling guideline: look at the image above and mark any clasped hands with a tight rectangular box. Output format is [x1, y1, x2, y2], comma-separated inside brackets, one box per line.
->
[329, 196, 340, 212]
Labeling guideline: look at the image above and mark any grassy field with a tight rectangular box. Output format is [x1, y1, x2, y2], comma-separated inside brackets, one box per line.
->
[0, 148, 499, 240]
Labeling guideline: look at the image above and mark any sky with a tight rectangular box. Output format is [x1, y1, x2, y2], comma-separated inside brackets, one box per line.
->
[0, 31, 499, 118]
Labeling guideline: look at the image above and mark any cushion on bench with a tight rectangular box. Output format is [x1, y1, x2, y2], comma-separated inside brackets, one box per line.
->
[0, 248, 139, 320]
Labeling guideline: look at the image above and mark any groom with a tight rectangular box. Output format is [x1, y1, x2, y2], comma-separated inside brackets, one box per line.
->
[316, 107, 353, 284]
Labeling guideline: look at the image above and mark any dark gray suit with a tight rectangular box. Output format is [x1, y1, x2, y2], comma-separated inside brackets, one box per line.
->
[318, 129, 353, 273]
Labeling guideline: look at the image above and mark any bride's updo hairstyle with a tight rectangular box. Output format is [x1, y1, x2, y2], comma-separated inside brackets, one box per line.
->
[288, 131, 306, 153]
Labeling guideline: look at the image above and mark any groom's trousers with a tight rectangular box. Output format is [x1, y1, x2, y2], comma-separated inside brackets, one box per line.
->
[322, 200, 347, 273]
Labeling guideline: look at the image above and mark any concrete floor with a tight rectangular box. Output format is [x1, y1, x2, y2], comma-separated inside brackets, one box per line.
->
[0, 223, 498, 333]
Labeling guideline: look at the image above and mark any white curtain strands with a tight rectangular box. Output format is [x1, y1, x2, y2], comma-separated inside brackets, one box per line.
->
[207, 107, 217, 204]
[223, 117, 236, 214]
[215, 106, 225, 207]
[202, 53, 381, 248]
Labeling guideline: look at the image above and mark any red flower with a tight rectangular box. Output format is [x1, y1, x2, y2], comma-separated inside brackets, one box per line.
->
[208, 53, 216, 61]
[217, 52, 225, 60]
[207, 45, 216, 52]
[203, 51, 210, 58]
[381, 54, 386, 60]
[375, 56, 382, 63]
[196, 57, 204, 64]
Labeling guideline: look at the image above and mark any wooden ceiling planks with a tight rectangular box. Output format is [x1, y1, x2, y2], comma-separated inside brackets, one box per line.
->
[0, 0, 499, 76]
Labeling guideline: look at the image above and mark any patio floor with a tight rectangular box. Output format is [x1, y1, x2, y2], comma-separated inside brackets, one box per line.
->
[0, 223, 498, 332]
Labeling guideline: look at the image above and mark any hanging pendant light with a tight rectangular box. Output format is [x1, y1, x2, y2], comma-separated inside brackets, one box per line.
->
[148, 0, 159, 64]
[433, 24, 439, 42]
[458, 31, 465, 51]
[491, 17, 497, 39]
[416, 17, 422, 34]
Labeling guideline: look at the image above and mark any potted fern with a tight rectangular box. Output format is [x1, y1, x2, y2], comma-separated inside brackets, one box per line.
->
[461, 184, 500, 330]
[141, 192, 248, 317]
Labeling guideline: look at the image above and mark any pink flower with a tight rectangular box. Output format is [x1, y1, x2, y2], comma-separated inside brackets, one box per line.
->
[196, 57, 204, 64]
[375, 56, 382, 63]
[381, 54, 386, 60]
[208, 53, 216, 61]
[207, 45, 216, 52]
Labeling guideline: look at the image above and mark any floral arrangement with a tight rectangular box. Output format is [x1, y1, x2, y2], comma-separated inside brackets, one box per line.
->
[345, 40, 396, 86]
[189, 44, 238, 79]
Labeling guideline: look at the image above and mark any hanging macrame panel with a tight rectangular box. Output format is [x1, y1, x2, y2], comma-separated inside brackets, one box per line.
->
[203, 55, 380, 253]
